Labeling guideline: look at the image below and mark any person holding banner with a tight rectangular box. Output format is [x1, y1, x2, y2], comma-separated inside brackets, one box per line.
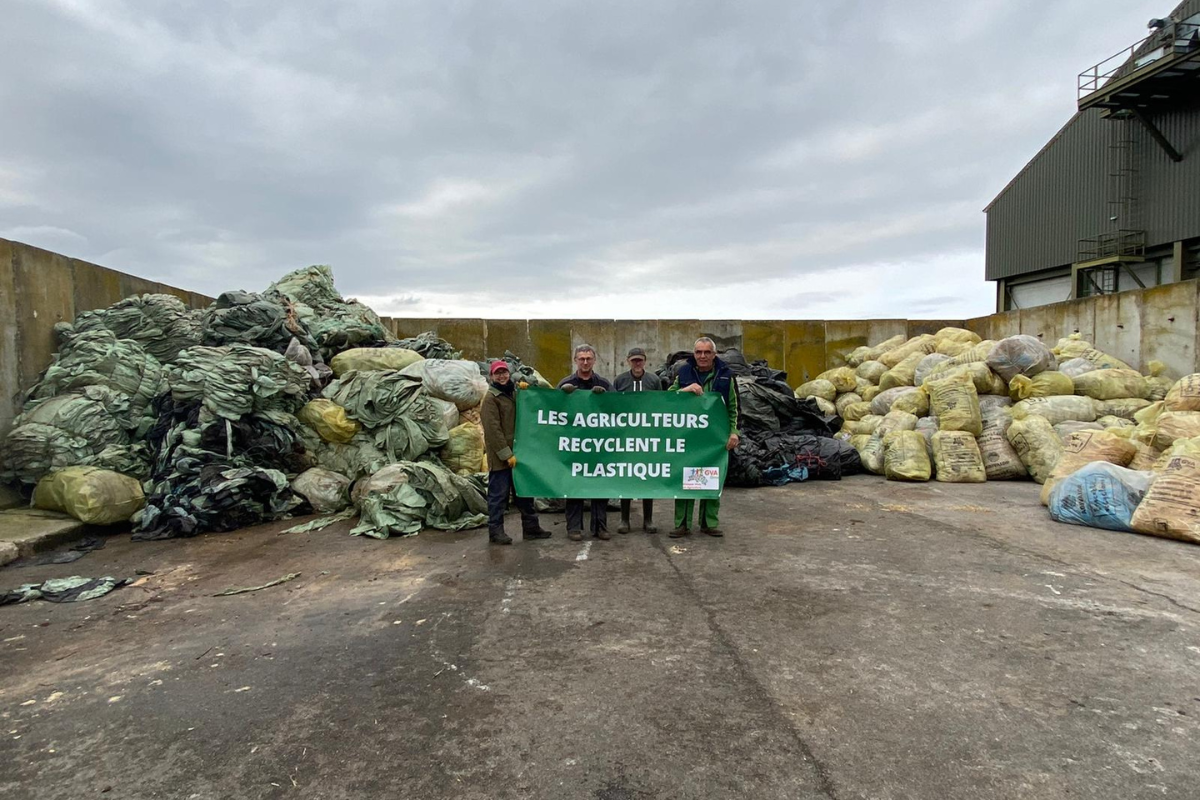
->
[614, 347, 663, 534]
[668, 337, 740, 538]
[481, 360, 552, 545]
[557, 344, 613, 541]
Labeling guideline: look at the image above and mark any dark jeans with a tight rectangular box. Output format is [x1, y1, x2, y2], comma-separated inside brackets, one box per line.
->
[620, 499, 654, 522]
[566, 499, 608, 533]
[487, 469, 539, 533]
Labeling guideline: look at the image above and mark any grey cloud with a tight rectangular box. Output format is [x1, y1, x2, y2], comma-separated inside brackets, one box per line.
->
[0, 0, 1167, 317]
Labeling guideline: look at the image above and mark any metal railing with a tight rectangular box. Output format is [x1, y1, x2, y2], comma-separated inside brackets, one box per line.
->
[1078, 20, 1200, 100]
[1077, 229, 1146, 263]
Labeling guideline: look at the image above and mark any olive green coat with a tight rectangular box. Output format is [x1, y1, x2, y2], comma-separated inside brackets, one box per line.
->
[480, 385, 518, 471]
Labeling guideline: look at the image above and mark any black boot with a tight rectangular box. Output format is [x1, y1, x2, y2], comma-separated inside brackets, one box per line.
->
[524, 527, 552, 540]
[643, 500, 657, 534]
[489, 528, 512, 545]
[618, 500, 631, 534]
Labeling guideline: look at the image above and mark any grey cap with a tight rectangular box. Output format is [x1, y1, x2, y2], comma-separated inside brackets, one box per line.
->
[627, 347, 647, 359]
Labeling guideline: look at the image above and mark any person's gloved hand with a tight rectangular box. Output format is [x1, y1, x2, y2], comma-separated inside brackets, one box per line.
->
[517, 380, 529, 390]
[561, 384, 576, 394]
[506, 456, 517, 468]
[591, 386, 606, 394]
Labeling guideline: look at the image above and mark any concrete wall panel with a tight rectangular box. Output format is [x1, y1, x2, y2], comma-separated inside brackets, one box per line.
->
[1140, 282, 1199, 380]
[569, 320, 618, 383]
[657, 320, 704, 364]
[485, 320, 532, 362]
[70, 261, 125, 315]
[906, 319, 963, 338]
[13, 244, 75, 389]
[527, 320, 573, 384]
[742, 321, 786, 372]
[1019, 299, 1095, 349]
[611, 320, 662, 373]
[431, 319, 487, 362]
[0, 240, 18, 439]
[117, 272, 169, 301]
[783, 321, 826, 384]
[1091, 293, 1141, 370]
[697, 320, 744, 355]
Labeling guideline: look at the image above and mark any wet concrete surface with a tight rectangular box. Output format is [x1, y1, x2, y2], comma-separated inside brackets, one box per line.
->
[2, 477, 1199, 799]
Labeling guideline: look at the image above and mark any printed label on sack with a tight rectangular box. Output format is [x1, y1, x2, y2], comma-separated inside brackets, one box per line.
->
[682, 467, 720, 490]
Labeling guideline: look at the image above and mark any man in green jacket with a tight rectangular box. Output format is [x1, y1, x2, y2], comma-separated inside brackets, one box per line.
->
[481, 361, 551, 545]
[668, 337, 740, 537]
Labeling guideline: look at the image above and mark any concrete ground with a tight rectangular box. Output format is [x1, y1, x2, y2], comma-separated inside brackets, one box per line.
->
[2, 477, 1199, 800]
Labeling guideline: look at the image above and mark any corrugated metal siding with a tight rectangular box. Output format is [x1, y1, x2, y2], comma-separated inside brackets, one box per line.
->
[1141, 104, 1200, 242]
[985, 110, 1108, 280]
[986, 100, 1200, 281]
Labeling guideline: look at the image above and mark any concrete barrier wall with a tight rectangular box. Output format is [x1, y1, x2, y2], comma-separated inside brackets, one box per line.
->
[387, 284, 1200, 385]
[0, 239, 213, 439]
[5, 238, 1199, 438]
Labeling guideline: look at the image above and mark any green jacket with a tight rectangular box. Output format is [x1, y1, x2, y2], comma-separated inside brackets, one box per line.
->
[669, 371, 740, 437]
[481, 385, 518, 471]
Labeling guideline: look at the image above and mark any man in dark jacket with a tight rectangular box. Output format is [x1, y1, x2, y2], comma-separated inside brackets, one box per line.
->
[613, 347, 662, 533]
[481, 361, 551, 545]
[557, 344, 613, 541]
[668, 337, 740, 538]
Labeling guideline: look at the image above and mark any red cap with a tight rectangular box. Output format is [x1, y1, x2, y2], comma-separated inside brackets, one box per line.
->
[489, 360, 510, 375]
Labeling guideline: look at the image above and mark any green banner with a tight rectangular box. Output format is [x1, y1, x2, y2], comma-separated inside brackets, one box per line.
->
[513, 387, 730, 500]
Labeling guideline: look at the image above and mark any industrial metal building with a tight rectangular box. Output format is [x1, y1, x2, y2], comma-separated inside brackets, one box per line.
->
[985, 1, 1200, 311]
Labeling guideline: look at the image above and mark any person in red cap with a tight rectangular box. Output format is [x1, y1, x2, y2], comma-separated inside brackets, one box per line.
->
[480, 360, 551, 545]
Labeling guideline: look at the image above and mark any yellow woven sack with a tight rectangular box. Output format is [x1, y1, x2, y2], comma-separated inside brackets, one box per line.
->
[835, 393, 863, 417]
[856, 361, 888, 384]
[33, 466, 144, 525]
[1130, 455, 1200, 543]
[846, 346, 872, 367]
[845, 415, 884, 435]
[892, 387, 930, 417]
[815, 367, 858, 394]
[879, 351, 925, 390]
[860, 410, 919, 474]
[883, 430, 931, 481]
[439, 422, 486, 476]
[1009, 371, 1074, 401]
[1011, 396, 1097, 426]
[1039, 430, 1138, 505]
[933, 327, 982, 346]
[1152, 437, 1200, 472]
[812, 397, 837, 416]
[1164, 374, 1200, 412]
[794, 379, 837, 402]
[1153, 411, 1200, 450]
[932, 430, 986, 483]
[1052, 335, 1134, 371]
[864, 335, 906, 361]
[298, 399, 361, 444]
[878, 335, 936, 369]
[330, 347, 423, 376]
[1006, 415, 1062, 483]
[927, 372, 983, 435]
[1129, 442, 1162, 471]
[1092, 398, 1153, 420]
[1072, 369, 1150, 401]
[841, 401, 872, 421]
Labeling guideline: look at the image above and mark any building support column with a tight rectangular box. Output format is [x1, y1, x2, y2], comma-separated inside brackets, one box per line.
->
[1171, 241, 1185, 283]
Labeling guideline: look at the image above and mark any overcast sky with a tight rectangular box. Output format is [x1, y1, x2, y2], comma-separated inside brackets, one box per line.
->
[0, 1, 1169, 320]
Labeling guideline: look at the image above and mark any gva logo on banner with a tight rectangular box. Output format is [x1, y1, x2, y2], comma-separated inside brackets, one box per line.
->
[682, 467, 720, 490]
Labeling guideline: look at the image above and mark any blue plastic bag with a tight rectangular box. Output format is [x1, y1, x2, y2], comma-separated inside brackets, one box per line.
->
[1048, 462, 1154, 532]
